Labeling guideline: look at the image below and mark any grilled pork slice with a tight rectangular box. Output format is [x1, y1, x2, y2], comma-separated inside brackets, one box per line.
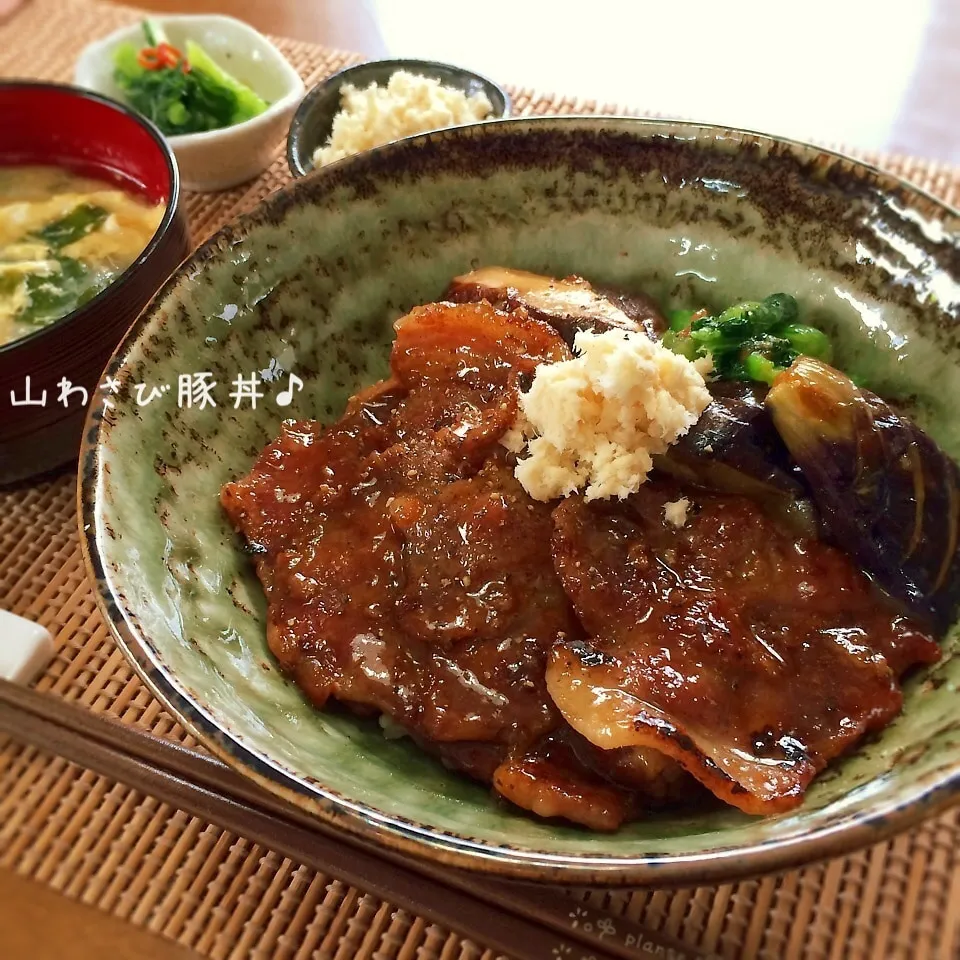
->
[492, 730, 635, 831]
[547, 482, 940, 815]
[224, 300, 689, 828]
[223, 301, 574, 742]
[444, 266, 666, 345]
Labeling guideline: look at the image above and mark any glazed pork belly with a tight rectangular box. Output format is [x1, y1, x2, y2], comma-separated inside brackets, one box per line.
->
[547, 481, 940, 815]
[222, 299, 692, 829]
[222, 286, 941, 828]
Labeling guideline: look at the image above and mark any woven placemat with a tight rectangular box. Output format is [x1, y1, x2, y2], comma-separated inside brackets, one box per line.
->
[1, 2, 958, 958]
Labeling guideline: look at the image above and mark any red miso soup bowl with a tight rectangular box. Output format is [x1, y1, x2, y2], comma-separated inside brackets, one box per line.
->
[0, 81, 190, 485]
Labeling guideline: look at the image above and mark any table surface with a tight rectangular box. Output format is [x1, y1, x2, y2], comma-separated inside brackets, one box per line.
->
[116, 0, 960, 164]
[0, 868, 200, 960]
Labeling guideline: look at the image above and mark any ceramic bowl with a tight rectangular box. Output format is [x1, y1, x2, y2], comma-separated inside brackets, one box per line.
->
[81, 117, 960, 885]
[286, 58, 510, 178]
[0, 81, 189, 486]
[75, 15, 305, 192]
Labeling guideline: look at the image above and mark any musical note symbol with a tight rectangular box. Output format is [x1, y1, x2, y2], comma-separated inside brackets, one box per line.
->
[275, 372, 304, 407]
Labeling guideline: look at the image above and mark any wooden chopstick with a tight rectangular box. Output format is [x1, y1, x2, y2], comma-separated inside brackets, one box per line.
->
[0, 681, 715, 960]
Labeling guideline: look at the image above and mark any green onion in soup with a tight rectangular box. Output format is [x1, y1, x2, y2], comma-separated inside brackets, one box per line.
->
[0, 165, 165, 347]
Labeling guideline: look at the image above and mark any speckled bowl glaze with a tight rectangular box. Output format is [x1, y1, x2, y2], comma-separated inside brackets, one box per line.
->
[80, 117, 960, 885]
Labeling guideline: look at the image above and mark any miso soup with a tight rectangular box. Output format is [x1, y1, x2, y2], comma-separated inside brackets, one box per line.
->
[0, 165, 165, 347]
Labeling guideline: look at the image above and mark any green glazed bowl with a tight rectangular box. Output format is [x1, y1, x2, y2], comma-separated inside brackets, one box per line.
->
[80, 117, 960, 886]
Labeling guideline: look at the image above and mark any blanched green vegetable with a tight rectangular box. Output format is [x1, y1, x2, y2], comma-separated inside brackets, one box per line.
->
[668, 308, 697, 332]
[30, 204, 108, 249]
[767, 356, 960, 633]
[116, 57, 237, 135]
[111, 21, 269, 137]
[142, 17, 165, 47]
[664, 293, 834, 385]
[184, 40, 268, 123]
[18, 257, 106, 326]
[781, 323, 833, 361]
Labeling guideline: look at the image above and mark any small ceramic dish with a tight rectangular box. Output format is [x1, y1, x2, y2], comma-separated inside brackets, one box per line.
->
[286, 58, 510, 178]
[0, 80, 189, 486]
[81, 117, 959, 885]
[74, 15, 305, 192]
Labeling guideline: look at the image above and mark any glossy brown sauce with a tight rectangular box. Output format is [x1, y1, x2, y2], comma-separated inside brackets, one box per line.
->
[548, 485, 940, 814]
[222, 295, 940, 829]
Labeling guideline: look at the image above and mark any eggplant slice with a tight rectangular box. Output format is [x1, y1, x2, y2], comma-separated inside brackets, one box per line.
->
[656, 381, 816, 535]
[767, 357, 960, 634]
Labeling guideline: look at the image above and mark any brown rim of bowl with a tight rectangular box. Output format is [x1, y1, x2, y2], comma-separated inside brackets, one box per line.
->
[80, 115, 960, 886]
[0, 79, 182, 359]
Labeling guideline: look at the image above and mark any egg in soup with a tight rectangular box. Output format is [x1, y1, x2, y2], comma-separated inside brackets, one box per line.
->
[0, 165, 165, 347]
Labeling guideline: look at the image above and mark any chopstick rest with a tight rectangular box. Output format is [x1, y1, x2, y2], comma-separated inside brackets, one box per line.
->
[0, 610, 54, 684]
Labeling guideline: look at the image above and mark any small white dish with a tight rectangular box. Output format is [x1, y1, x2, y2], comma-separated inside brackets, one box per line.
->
[75, 15, 305, 192]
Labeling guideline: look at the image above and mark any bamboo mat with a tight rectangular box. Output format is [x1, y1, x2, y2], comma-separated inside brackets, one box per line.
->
[1, 1, 959, 958]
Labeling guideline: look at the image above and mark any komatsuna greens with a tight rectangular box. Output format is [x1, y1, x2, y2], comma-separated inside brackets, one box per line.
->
[664, 293, 833, 385]
[112, 19, 269, 137]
